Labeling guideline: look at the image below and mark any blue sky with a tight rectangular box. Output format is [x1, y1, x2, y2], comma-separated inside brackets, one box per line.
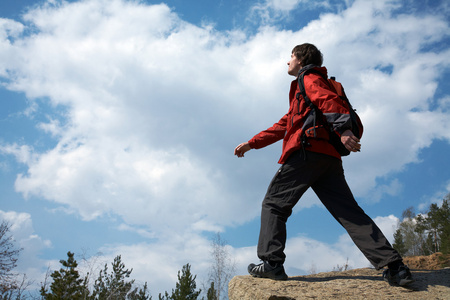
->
[1, 0, 449, 297]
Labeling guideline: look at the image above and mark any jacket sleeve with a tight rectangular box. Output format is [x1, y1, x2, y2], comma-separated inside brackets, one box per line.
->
[304, 74, 352, 135]
[248, 114, 287, 149]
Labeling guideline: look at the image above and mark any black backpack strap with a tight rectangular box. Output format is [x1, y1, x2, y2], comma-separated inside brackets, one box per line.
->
[296, 67, 328, 111]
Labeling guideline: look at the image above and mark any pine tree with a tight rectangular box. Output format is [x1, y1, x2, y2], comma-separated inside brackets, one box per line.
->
[392, 227, 407, 256]
[92, 255, 151, 300]
[435, 197, 450, 254]
[165, 264, 201, 300]
[40, 251, 89, 299]
[441, 220, 450, 255]
[206, 282, 218, 300]
[92, 255, 133, 299]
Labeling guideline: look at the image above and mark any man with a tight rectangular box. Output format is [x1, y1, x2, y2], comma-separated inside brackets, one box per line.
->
[234, 43, 413, 286]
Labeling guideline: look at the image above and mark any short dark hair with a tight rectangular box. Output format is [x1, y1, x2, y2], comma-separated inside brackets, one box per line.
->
[292, 43, 323, 67]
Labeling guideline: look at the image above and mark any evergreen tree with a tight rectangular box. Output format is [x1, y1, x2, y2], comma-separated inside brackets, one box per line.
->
[40, 251, 89, 299]
[392, 228, 407, 257]
[437, 197, 450, 254]
[432, 197, 450, 254]
[441, 221, 450, 255]
[92, 255, 132, 299]
[92, 255, 151, 300]
[206, 282, 218, 300]
[163, 264, 201, 300]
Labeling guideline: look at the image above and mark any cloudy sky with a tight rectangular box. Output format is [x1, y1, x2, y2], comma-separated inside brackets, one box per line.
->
[1, 0, 449, 297]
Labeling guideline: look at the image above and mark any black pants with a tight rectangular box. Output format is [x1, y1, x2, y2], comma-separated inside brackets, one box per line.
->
[257, 150, 402, 270]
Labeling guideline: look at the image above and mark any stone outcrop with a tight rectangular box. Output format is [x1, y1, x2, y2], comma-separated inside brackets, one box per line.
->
[228, 267, 450, 299]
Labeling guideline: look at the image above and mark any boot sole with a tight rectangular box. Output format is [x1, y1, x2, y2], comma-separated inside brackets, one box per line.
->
[250, 273, 288, 280]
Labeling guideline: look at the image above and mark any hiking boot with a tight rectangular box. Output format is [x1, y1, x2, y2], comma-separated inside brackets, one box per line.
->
[383, 265, 414, 286]
[248, 261, 288, 280]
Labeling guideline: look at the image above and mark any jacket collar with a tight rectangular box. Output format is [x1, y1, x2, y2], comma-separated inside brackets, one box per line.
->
[297, 64, 320, 77]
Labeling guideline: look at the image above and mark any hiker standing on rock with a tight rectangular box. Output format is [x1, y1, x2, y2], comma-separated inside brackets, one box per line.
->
[234, 43, 413, 286]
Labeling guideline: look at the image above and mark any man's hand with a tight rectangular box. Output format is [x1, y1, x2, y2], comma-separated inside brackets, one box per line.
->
[341, 130, 361, 152]
[234, 142, 251, 158]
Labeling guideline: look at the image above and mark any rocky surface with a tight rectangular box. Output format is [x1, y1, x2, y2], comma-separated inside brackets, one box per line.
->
[228, 267, 450, 299]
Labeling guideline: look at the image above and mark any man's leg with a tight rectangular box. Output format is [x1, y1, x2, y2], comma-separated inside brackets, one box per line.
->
[250, 151, 327, 280]
[257, 151, 328, 264]
[311, 156, 402, 269]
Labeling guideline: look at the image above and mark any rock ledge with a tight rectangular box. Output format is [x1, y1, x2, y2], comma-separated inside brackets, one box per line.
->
[228, 268, 450, 299]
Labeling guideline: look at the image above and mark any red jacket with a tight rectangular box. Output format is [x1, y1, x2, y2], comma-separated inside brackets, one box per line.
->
[248, 66, 352, 164]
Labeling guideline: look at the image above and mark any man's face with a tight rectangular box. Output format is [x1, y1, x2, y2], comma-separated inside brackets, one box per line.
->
[287, 53, 302, 76]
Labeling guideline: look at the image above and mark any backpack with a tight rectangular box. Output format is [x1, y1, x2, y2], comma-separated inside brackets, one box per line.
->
[297, 68, 363, 156]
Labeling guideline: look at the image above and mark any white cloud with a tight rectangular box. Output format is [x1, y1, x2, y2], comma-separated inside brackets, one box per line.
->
[0, 18, 24, 77]
[0, 143, 36, 165]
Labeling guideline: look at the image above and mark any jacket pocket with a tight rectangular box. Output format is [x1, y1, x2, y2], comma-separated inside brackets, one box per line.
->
[305, 125, 330, 140]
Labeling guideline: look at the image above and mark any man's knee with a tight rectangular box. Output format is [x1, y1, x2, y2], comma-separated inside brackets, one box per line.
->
[262, 199, 293, 220]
